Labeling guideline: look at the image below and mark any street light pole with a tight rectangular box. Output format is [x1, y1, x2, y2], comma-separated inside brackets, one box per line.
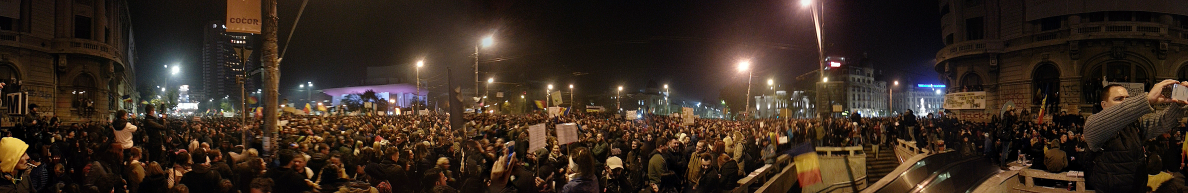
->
[891, 81, 898, 115]
[416, 60, 423, 112]
[663, 84, 669, 115]
[262, 0, 280, 156]
[476, 35, 493, 111]
[739, 60, 753, 119]
[617, 86, 623, 113]
[803, 0, 827, 118]
[569, 84, 574, 114]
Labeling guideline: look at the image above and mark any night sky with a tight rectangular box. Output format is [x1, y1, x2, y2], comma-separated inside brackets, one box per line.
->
[128, 0, 942, 104]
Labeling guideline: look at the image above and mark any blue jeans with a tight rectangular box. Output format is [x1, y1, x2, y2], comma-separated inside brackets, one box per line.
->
[999, 141, 1012, 166]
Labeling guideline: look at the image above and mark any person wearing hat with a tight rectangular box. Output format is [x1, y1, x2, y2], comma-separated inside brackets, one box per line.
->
[0, 137, 31, 192]
[1044, 139, 1068, 173]
[602, 156, 631, 193]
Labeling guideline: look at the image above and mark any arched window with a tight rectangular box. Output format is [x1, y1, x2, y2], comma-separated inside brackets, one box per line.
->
[1083, 61, 1151, 104]
[0, 64, 18, 83]
[960, 73, 983, 91]
[72, 74, 97, 115]
[1032, 63, 1060, 106]
[1178, 63, 1188, 80]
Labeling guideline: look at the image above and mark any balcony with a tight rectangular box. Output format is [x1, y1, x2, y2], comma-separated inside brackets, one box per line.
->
[934, 39, 1002, 62]
[937, 21, 1188, 67]
[52, 38, 124, 63]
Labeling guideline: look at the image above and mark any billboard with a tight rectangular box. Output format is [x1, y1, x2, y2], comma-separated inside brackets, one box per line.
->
[226, 0, 261, 34]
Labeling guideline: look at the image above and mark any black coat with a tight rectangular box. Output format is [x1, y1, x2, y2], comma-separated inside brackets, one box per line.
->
[1087, 123, 1147, 193]
[264, 167, 312, 193]
[139, 174, 169, 193]
[718, 160, 740, 190]
[179, 164, 223, 193]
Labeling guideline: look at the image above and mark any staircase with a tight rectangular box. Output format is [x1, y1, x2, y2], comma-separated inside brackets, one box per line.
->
[865, 144, 899, 186]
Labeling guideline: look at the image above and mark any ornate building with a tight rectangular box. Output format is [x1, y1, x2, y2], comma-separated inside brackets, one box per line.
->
[0, 0, 138, 122]
[935, 0, 1188, 118]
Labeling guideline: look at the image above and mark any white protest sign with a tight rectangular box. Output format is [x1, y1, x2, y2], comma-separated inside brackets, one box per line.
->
[529, 124, 548, 152]
[548, 107, 561, 117]
[556, 123, 579, 145]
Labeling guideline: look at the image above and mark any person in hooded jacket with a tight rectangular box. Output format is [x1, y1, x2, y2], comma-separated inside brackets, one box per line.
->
[0, 137, 32, 192]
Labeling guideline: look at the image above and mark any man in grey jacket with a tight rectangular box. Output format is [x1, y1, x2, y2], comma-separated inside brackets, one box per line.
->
[1084, 80, 1188, 192]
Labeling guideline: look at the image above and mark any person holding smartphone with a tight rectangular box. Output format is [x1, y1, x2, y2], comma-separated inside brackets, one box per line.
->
[1084, 79, 1188, 192]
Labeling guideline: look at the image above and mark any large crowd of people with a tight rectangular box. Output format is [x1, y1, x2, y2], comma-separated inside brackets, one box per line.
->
[1, 103, 869, 193]
[5, 85, 1188, 193]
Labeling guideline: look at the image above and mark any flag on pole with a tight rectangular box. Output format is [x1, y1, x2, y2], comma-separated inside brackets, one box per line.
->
[317, 103, 327, 112]
[1037, 86, 1048, 124]
[785, 142, 822, 187]
[534, 100, 545, 110]
[248, 96, 258, 104]
[255, 107, 263, 118]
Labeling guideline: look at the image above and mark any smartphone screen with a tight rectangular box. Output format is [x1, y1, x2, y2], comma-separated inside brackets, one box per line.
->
[1172, 84, 1188, 101]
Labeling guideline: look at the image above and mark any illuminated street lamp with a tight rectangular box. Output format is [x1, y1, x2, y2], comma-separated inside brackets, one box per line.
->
[800, 0, 828, 117]
[739, 60, 753, 118]
[476, 34, 495, 102]
[416, 60, 423, 111]
[486, 77, 494, 101]
[569, 84, 574, 113]
[617, 86, 623, 113]
[663, 84, 670, 114]
[547, 84, 554, 108]
[890, 80, 899, 115]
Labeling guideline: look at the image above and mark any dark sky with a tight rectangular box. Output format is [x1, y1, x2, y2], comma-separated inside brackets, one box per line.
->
[129, 0, 942, 103]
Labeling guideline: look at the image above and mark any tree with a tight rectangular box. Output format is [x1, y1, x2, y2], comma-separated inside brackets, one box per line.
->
[220, 101, 235, 112]
[340, 94, 363, 112]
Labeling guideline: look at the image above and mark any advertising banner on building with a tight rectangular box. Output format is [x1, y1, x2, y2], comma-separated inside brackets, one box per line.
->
[226, 0, 261, 34]
[0, 0, 19, 19]
[943, 91, 986, 109]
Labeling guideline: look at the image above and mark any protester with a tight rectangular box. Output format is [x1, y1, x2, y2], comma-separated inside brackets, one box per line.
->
[1084, 81, 1188, 192]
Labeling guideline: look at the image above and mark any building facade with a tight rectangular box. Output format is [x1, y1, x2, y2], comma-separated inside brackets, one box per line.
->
[891, 84, 946, 117]
[201, 21, 256, 106]
[845, 66, 888, 117]
[936, 0, 1188, 119]
[0, 0, 138, 122]
[815, 56, 890, 117]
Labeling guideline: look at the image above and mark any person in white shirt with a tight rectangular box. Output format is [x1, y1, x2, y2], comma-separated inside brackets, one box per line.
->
[112, 110, 138, 149]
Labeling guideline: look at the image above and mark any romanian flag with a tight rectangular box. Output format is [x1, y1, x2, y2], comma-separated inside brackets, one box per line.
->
[534, 100, 545, 110]
[254, 107, 262, 118]
[303, 103, 312, 115]
[122, 95, 133, 103]
[317, 103, 327, 112]
[248, 96, 258, 104]
[1037, 87, 1048, 124]
[786, 142, 822, 187]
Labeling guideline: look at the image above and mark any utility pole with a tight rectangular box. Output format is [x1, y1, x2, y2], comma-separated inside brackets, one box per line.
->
[235, 45, 252, 149]
[262, 0, 279, 156]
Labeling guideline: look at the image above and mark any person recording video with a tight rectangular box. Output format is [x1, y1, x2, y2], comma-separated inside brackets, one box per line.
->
[1084, 79, 1188, 192]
